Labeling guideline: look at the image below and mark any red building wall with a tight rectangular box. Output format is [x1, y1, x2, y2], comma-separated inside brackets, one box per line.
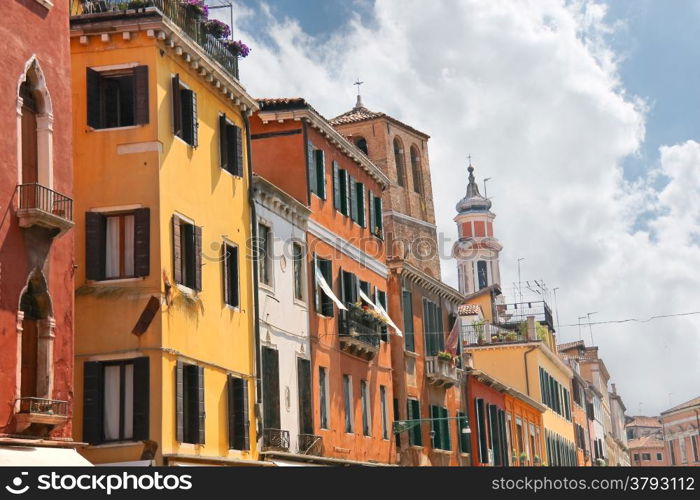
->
[0, 0, 74, 438]
[467, 376, 506, 466]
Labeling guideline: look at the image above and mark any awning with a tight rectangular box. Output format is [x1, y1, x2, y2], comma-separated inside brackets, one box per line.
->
[315, 264, 347, 311]
[0, 446, 92, 466]
[270, 459, 325, 467]
[359, 288, 402, 337]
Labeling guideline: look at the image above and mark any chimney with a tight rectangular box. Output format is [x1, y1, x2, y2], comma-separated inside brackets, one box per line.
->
[527, 316, 537, 341]
[612, 383, 617, 395]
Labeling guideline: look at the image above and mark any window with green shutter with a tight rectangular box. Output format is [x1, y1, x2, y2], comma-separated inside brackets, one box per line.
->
[307, 141, 317, 197]
[356, 182, 366, 227]
[368, 190, 376, 234]
[314, 149, 326, 199]
[407, 398, 422, 446]
[333, 161, 341, 211]
[458, 411, 471, 454]
[349, 175, 357, 222]
[339, 169, 349, 215]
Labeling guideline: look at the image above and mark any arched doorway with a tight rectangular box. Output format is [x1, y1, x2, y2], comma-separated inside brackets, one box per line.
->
[18, 267, 54, 401]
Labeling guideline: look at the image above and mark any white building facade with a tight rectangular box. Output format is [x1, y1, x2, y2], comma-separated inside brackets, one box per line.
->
[253, 176, 313, 462]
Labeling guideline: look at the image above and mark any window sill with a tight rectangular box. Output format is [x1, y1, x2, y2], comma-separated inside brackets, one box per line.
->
[90, 441, 141, 449]
[173, 135, 196, 148]
[86, 277, 145, 285]
[176, 284, 200, 298]
[259, 282, 274, 293]
[221, 168, 243, 179]
[404, 350, 419, 359]
[224, 304, 241, 312]
[293, 298, 307, 309]
[431, 449, 453, 455]
[409, 445, 424, 450]
[89, 125, 141, 133]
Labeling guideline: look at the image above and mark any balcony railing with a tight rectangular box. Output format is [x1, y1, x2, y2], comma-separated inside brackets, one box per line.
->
[462, 321, 522, 346]
[298, 434, 323, 456]
[339, 304, 382, 360]
[70, 0, 240, 80]
[262, 428, 290, 452]
[18, 397, 69, 416]
[15, 397, 69, 433]
[17, 183, 74, 233]
[425, 356, 461, 388]
[496, 301, 555, 332]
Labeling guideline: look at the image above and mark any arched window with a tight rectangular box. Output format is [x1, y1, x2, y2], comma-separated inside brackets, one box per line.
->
[410, 145, 422, 194]
[354, 137, 368, 155]
[393, 137, 406, 187]
[17, 57, 53, 189]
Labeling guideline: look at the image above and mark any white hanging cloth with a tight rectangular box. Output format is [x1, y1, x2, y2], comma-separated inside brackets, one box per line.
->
[358, 287, 403, 337]
[315, 264, 347, 311]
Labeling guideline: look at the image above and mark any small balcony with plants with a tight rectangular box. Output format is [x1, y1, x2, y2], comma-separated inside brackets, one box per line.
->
[70, 0, 252, 81]
[14, 397, 69, 435]
[16, 183, 74, 235]
[338, 302, 383, 360]
[425, 351, 461, 388]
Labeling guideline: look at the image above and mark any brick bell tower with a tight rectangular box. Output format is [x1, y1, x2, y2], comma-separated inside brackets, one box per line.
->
[453, 161, 502, 295]
[330, 92, 442, 278]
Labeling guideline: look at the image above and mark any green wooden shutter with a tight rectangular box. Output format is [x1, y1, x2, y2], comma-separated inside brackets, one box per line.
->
[349, 175, 357, 222]
[430, 405, 439, 449]
[133, 208, 150, 278]
[86, 68, 101, 128]
[368, 190, 376, 234]
[333, 161, 341, 211]
[344, 171, 352, 217]
[133, 65, 149, 125]
[191, 91, 198, 148]
[441, 407, 451, 451]
[375, 194, 383, 232]
[234, 126, 243, 176]
[172, 216, 182, 285]
[85, 212, 106, 281]
[315, 149, 326, 199]
[402, 291, 414, 352]
[82, 361, 103, 444]
[132, 357, 150, 441]
[476, 398, 488, 463]
[357, 183, 366, 227]
[307, 141, 317, 196]
[339, 170, 348, 215]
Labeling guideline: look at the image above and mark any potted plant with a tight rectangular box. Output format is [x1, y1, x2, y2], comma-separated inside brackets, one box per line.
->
[126, 0, 151, 10]
[511, 449, 518, 464]
[519, 451, 528, 465]
[224, 39, 252, 58]
[202, 19, 231, 39]
[437, 351, 453, 362]
[505, 332, 517, 341]
[180, 0, 208, 19]
[533, 455, 540, 466]
[595, 458, 607, 466]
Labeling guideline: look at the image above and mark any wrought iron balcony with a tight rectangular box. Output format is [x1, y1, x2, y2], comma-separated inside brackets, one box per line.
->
[15, 397, 69, 433]
[338, 304, 381, 360]
[70, 0, 240, 80]
[298, 434, 323, 456]
[17, 183, 74, 235]
[425, 356, 461, 388]
[262, 428, 290, 452]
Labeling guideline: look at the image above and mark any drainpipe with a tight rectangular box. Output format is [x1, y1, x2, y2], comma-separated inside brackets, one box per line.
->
[244, 114, 263, 437]
[523, 346, 537, 396]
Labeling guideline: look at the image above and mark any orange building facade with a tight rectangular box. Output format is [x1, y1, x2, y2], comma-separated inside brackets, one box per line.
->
[251, 98, 395, 465]
[504, 392, 546, 466]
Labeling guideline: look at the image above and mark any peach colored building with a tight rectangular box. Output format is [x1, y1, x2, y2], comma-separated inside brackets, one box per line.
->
[661, 396, 700, 466]
[251, 98, 395, 465]
[629, 435, 668, 466]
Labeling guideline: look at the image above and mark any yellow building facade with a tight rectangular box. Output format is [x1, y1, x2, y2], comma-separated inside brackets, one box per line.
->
[70, 4, 262, 466]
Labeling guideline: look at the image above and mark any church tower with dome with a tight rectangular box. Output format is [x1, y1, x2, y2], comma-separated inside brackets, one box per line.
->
[453, 161, 503, 295]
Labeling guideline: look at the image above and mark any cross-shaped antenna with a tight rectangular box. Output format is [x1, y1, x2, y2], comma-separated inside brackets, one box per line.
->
[354, 78, 364, 96]
[467, 154, 472, 166]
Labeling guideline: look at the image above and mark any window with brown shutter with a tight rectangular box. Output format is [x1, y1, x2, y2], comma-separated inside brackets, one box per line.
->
[223, 243, 239, 307]
[172, 215, 201, 291]
[219, 113, 244, 177]
[172, 75, 197, 147]
[228, 375, 249, 450]
[85, 209, 149, 281]
[179, 361, 205, 444]
[86, 65, 149, 129]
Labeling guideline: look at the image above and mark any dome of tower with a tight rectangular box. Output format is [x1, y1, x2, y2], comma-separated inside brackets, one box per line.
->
[456, 165, 492, 213]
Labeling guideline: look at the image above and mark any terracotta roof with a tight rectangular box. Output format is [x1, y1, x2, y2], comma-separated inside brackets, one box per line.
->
[257, 97, 312, 111]
[662, 396, 700, 414]
[458, 304, 483, 316]
[628, 435, 665, 450]
[626, 416, 662, 428]
[557, 340, 586, 352]
[330, 103, 430, 139]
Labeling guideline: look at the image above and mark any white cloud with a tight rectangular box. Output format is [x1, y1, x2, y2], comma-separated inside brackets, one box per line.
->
[218, 0, 700, 414]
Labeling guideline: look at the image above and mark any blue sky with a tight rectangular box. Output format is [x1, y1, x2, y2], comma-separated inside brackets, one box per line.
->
[215, 1, 700, 414]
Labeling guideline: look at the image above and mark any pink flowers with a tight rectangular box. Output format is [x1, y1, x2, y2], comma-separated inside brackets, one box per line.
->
[181, 0, 209, 19]
[224, 40, 252, 58]
[203, 19, 231, 39]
